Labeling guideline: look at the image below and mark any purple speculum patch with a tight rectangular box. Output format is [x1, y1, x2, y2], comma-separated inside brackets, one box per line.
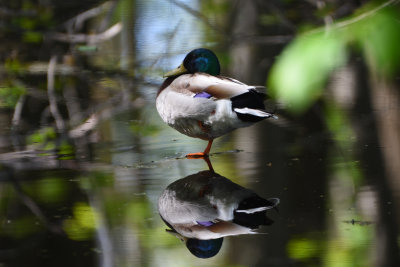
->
[196, 221, 215, 227]
[194, 92, 212, 99]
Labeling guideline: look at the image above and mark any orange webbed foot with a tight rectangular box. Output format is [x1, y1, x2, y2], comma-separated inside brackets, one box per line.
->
[185, 140, 214, 159]
[186, 152, 208, 159]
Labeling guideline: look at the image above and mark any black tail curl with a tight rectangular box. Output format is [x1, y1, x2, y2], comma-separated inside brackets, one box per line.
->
[231, 89, 267, 122]
[233, 195, 276, 228]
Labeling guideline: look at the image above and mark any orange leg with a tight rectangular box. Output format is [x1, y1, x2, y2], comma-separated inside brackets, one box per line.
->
[186, 140, 213, 159]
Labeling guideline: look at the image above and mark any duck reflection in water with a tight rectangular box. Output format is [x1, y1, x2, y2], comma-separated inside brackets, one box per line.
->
[158, 166, 279, 258]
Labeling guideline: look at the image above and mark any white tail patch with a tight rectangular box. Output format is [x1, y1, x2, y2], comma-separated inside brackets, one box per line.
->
[236, 198, 280, 214]
[235, 207, 269, 214]
[234, 108, 278, 119]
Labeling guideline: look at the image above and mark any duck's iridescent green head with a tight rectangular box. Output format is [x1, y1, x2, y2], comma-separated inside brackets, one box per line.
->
[183, 48, 220, 75]
[164, 48, 220, 77]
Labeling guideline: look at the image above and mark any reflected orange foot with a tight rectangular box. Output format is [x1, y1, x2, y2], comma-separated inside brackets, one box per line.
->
[186, 152, 209, 159]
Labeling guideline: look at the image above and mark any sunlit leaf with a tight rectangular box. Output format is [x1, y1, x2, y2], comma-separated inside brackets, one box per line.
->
[268, 32, 347, 113]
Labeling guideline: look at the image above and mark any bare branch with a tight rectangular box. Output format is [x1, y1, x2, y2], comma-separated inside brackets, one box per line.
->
[69, 114, 99, 139]
[315, 0, 334, 31]
[47, 56, 66, 132]
[98, 0, 119, 32]
[48, 23, 123, 44]
[306, 0, 400, 36]
[11, 94, 26, 129]
[63, 0, 116, 33]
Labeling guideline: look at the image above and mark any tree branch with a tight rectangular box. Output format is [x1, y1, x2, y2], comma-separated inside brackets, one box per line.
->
[48, 23, 122, 44]
[47, 56, 66, 132]
[306, 0, 400, 35]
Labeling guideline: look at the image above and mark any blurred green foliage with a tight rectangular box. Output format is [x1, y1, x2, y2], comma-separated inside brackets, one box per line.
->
[352, 6, 400, 77]
[324, 101, 363, 186]
[16, 176, 71, 207]
[34, 177, 70, 205]
[27, 127, 76, 158]
[22, 31, 43, 43]
[0, 216, 42, 239]
[323, 221, 372, 267]
[287, 236, 321, 260]
[0, 83, 26, 108]
[58, 140, 76, 159]
[28, 127, 57, 144]
[269, 32, 346, 113]
[268, 4, 400, 113]
[287, 222, 372, 267]
[64, 202, 98, 241]
[130, 120, 160, 136]
[4, 58, 25, 74]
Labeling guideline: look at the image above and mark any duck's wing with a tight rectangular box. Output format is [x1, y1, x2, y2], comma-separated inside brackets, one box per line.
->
[170, 73, 265, 99]
[159, 73, 276, 123]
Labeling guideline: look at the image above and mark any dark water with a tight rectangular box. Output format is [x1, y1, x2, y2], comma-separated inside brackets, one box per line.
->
[1, 0, 400, 266]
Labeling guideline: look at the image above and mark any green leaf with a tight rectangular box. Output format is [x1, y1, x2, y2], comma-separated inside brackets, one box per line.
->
[268, 32, 347, 113]
[352, 8, 400, 77]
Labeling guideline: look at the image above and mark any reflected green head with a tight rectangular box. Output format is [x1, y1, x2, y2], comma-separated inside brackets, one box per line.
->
[183, 48, 220, 75]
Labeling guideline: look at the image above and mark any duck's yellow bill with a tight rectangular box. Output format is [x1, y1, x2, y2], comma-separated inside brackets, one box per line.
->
[163, 63, 188, 77]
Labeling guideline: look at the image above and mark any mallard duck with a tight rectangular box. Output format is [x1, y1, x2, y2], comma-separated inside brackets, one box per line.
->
[156, 48, 276, 158]
[158, 170, 279, 257]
